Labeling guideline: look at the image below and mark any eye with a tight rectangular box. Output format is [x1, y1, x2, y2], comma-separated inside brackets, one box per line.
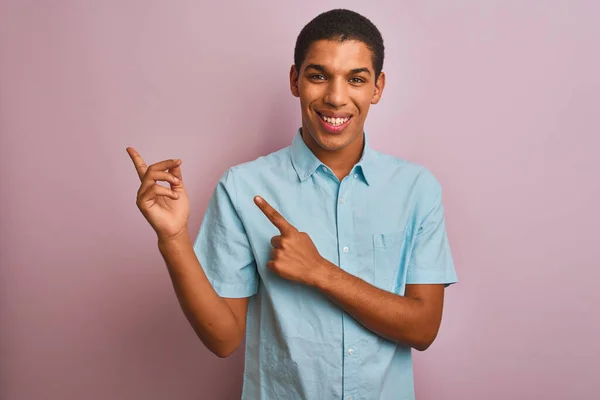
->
[349, 77, 365, 84]
[309, 74, 326, 81]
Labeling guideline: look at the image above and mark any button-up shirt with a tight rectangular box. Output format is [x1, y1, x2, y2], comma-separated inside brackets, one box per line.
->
[193, 129, 458, 400]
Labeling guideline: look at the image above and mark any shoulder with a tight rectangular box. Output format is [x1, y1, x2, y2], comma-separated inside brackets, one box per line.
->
[230, 146, 290, 175]
[215, 145, 293, 192]
[227, 145, 292, 183]
[370, 149, 443, 196]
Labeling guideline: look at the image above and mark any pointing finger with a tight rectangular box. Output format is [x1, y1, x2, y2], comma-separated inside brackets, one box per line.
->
[254, 196, 296, 235]
[126, 147, 148, 181]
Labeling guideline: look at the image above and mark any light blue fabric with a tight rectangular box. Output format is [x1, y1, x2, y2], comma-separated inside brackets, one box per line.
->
[193, 129, 458, 400]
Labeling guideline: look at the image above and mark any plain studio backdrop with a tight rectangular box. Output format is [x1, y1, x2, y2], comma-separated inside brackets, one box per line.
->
[1, 1, 599, 399]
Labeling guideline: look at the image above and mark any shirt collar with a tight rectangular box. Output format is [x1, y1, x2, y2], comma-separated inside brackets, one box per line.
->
[290, 128, 373, 185]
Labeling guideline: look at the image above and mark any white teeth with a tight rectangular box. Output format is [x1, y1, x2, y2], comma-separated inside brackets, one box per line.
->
[321, 114, 350, 126]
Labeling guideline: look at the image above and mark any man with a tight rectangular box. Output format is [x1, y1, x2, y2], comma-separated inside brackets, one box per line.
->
[127, 9, 457, 400]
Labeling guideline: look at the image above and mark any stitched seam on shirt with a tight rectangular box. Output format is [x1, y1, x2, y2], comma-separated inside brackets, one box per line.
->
[415, 168, 442, 237]
[228, 167, 240, 217]
[227, 167, 252, 240]
[407, 169, 443, 271]
[211, 277, 258, 291]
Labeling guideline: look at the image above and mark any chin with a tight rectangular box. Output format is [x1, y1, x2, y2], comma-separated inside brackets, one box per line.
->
[310, 126, 360, 151]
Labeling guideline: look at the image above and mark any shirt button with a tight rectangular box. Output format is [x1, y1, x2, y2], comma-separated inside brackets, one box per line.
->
[347, 348, 354, 355]
[343, 247, 349, 254]
[339, 198, 345, 204]
[353, 173, 358, 179]
[321, 166, 327, 172]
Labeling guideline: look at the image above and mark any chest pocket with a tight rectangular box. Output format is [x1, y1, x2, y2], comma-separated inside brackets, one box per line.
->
[373, 231, 407, 294]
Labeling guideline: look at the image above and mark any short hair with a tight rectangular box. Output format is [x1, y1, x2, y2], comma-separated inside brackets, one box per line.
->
[294, 9, 385, 79]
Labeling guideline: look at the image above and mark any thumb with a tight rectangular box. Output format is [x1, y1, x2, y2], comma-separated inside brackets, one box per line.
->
[168, 163, 184, 189]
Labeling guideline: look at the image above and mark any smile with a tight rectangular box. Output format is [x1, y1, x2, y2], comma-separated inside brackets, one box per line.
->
[317, 112, 353, 133]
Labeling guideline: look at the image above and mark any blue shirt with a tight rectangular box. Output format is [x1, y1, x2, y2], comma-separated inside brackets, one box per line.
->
[193, 129, 458, 400]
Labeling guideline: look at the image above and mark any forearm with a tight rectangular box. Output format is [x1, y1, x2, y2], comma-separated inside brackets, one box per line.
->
[157, 228, 243, 357]
[313, 261, 437, 351]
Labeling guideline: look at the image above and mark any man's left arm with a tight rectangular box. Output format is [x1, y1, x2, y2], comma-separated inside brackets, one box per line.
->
[312, 262, 444, 351]
[309, 177, 456, 351]
[254, 176, 457, 351]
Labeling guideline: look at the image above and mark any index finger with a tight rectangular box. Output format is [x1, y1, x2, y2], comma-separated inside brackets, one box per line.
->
[126, 147, 147, 181]
[254, 196, 295, 235]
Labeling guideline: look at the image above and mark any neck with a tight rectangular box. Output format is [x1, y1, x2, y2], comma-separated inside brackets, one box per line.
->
[300, 128, 364, 181]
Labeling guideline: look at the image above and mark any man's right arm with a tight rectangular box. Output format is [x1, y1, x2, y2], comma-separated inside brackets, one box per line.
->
[125, 148, 250, 358]
[158, 228, 249, 358]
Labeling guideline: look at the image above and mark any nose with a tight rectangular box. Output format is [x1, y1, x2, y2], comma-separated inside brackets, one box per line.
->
[323, 77, 348, 108]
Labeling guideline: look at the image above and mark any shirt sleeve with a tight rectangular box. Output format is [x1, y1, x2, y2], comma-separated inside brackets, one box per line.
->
[406, 171, 458, 287]
[192, 168, 259, 298]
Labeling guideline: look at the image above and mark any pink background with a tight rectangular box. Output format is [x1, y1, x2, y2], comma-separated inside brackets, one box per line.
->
[1, 1, 599, 399]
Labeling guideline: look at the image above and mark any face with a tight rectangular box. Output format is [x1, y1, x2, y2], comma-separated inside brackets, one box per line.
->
[290, 39, 385, 157]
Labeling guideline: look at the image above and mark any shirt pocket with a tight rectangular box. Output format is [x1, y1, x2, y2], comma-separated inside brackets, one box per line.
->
[372, 231, 406, 293]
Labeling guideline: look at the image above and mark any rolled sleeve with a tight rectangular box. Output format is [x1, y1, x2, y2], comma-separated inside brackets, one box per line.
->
[406, 172, 458, 287]
[193, 169, 258, 298]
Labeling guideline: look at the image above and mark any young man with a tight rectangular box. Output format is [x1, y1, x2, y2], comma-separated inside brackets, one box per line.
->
[127, 9, 457, 400]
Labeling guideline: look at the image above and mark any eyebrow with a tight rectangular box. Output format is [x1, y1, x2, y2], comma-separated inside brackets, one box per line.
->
[305, 64, 372, 76]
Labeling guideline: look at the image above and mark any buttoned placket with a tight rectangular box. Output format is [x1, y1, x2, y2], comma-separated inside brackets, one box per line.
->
[337, 168, 361, 400]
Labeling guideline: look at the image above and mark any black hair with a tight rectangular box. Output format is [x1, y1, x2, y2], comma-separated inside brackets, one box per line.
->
[294, 9, 385, 79]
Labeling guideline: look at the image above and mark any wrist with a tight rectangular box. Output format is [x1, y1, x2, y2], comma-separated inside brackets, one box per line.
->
[310, 258, 338, 289]
[157, 226, 191, 250]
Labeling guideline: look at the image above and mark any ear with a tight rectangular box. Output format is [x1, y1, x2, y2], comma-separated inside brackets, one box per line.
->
[290, 65, 300, 98]
[371, 71, 386, 105]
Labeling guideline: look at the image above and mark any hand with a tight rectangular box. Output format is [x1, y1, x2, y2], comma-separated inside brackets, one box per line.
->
[254, 196, 330, 286]
[126, 147, 190, 241]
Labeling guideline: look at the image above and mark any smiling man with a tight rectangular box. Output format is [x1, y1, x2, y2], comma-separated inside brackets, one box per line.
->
[127, 9, 457, 400]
